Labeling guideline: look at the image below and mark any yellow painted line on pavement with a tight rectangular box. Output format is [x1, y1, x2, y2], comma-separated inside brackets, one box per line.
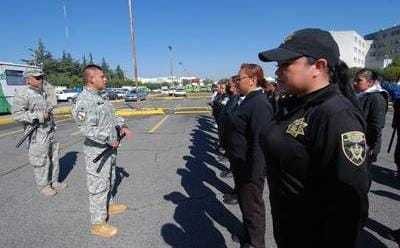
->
[175, 107, 211, 111]
[0, 118, 15, 125]
[148, 115, 169, 133]
[175, 110, 211, 115]
[116, 108, 165, 117]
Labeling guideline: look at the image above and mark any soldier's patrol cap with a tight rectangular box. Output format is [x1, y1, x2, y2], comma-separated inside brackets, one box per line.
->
[23, 68, 44, 77]
[258, 28, 340, 66]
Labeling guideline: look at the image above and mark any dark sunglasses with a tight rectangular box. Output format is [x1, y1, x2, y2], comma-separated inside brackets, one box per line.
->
[33, 75, 44, 80]
[354, 78, 363, 83]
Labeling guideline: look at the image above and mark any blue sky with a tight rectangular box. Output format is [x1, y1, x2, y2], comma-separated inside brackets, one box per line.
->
[0, 0, 399, 79]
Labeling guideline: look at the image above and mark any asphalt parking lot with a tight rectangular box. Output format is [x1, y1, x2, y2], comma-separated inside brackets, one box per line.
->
[0, 97, 399, 248]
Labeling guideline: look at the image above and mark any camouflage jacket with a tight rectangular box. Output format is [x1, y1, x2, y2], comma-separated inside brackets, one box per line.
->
[12, 86, 55, 144]
[72, 87, 125, 147]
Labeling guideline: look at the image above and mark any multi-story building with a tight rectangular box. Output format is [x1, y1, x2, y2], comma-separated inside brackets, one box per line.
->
[330, 31, 372, 68]
[364, 25, 400, 69]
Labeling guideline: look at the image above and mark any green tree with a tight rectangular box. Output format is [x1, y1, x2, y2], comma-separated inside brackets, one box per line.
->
[383, 56, 400, 82]
[203, 79, 214, 85]
[22, 39, 57, 76]
[115, 65, 125, 80]
[88, 53, 94, 64]
[81, 55, 88, 70]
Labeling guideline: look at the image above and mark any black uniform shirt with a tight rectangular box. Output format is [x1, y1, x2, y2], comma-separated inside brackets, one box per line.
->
[260, 84, 370, 221]
[358, 91, 388, 148]
[227, 89, 273, 181]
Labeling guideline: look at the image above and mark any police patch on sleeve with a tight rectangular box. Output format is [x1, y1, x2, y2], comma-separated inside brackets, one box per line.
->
[77, 111, 86, 122]
[341, 131, 366, 166]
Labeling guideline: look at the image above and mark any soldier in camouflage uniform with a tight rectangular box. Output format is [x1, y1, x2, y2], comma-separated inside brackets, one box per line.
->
[72, 64, 133, 238]
[12, 69, 67, 197]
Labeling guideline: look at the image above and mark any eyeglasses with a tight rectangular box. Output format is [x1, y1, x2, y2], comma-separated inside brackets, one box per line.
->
[237, 76, 251, 82]
[33, 76, 44, 80]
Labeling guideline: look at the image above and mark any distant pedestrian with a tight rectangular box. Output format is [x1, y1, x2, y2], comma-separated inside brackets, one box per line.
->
[381, 81, 400, 177]
[353, 69, 388, 162]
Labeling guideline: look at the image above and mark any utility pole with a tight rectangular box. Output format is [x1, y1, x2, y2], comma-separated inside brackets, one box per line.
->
[128, 0, 139, 88]
[168, 46, 174, 86]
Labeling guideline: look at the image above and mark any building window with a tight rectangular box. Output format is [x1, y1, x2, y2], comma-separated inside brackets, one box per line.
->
[6, 70, 26, 86]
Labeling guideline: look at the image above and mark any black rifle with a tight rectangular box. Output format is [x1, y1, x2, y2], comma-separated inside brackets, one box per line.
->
[16, 119, 40, 148]
[388, 128, 397, 153]
[93, 126, 125, 172]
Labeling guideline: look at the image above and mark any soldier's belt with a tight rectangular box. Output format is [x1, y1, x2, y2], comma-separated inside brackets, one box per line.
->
[84, 138, 108, 148]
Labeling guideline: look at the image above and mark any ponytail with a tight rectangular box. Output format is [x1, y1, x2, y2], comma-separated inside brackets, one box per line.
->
[329, 60, 362, 113]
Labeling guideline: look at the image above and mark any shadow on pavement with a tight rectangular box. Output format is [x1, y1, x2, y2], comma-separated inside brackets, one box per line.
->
[161, 116, 242, 248]
[371, 190, 400, 202]
[370, 164, 400, 190]
[357, 218, 400, 247]
[357, 229, 389, 248]
[111, 166, 130, 198]
[58, 151, 78, 182]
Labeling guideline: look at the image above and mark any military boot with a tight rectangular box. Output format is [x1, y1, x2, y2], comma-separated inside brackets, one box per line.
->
[109, 203, 128, 216]
[40, 185, 57, 197]
[90, 222, 118, 238]
[52, 181, 67, 192]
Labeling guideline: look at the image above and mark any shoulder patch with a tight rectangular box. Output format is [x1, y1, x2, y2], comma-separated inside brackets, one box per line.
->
[286, 118, 308, 138]
[341, 131, 366, 166]
[77, 111, 86, 122]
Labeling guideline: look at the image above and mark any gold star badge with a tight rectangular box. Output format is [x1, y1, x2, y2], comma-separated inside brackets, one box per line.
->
[286, 118, 308, 138]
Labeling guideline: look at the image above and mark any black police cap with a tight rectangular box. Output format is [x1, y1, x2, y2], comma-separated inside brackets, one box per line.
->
[258, 28, 340, 66]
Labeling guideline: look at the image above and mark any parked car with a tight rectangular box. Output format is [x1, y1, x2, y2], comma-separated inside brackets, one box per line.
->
[169, 87, 176, 96]
[161, 86, 169, 95]
[174, 87, 187, 97]
[103, 90, 118, 100]
[124, 89, 146, 102]
[116, 88, 129, 99]
[56, 89, 79, 102]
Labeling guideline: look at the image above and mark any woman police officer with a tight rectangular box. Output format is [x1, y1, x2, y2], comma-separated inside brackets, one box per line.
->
[258, 28, 370, 247]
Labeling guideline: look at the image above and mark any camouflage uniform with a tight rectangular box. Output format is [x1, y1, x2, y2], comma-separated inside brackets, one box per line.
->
[72, 87, 125, 224]
[12, 84, 59, 189]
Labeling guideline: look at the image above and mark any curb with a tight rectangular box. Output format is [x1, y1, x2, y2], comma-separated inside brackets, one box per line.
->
[115, 108, 165, 117]
[0, 118, 16, 126]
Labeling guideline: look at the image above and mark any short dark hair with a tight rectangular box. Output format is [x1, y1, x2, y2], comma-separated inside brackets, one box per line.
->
[83, 64, 103, 82]
[355, 68, 378, 82]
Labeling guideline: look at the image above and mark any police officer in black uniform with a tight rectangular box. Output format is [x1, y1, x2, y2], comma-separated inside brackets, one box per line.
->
[354, 69, 388, 162]
[258, 28, 370, 248]
[226, 64, 273, 248]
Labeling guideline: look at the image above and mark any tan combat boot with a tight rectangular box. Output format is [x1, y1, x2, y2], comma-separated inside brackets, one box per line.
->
[109, 203, 128, 216]
[52, 181, 67, 192]
[40, 185, 57, 197]
[90, 222, 118, 238]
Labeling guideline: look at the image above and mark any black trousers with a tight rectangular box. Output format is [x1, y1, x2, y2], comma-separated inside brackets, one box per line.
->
[395, 131, 400, 171]
[236, 177, 266, 248]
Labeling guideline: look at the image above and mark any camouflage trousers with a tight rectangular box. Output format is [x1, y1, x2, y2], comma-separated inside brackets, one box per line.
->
[28, 141, 60, 189]
[84, 149, 117, 224]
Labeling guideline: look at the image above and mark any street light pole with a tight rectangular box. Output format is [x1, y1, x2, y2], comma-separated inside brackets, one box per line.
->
[168, 46, 174, 86]
[128, 0, 139, 88]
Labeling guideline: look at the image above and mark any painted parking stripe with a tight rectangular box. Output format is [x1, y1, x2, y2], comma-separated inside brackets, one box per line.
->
[148, 115, 169, 133]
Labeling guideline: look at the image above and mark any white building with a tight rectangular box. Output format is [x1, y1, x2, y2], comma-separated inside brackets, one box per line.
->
[330, 31, 372, 68]
[139, 76, 200, 84]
